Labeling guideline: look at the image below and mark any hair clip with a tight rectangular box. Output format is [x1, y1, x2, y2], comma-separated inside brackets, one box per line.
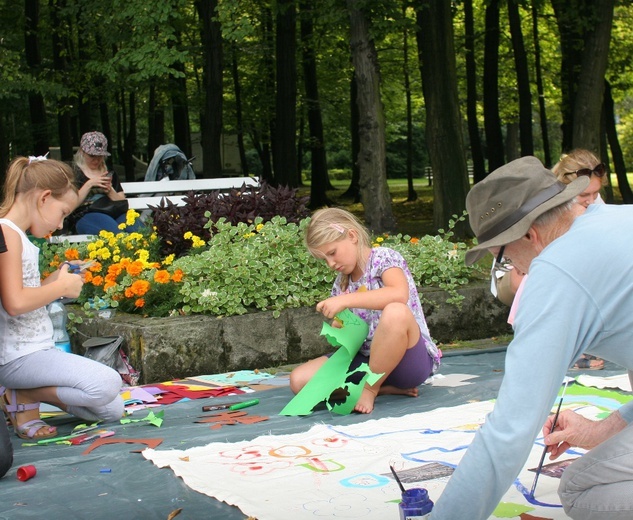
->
[28, 152, 50, 164]
[329, 223, 345, 234]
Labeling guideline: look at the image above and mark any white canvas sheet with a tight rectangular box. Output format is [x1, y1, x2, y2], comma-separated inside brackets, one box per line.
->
[144, 397, 615, 520]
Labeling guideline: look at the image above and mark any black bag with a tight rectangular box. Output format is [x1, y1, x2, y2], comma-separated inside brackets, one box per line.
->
[87, 196, 129, 219]
[83, 336, 139, 386]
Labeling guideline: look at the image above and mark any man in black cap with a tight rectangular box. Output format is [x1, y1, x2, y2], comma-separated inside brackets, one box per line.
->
[431, 156, 633, 520]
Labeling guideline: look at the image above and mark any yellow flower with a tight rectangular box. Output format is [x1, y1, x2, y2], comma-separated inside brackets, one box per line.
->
[376, 237, 384, 243]
[184, 231, 193, 240]
[192, 237, 206, 248]
[256, 223, 264, 232]
[243, 232, 255, 239]
[163, 254, 175, 266]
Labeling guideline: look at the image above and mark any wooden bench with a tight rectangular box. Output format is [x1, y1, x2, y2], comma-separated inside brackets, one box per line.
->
[120, 177, 259, 210]
[49, 176, 259, 244]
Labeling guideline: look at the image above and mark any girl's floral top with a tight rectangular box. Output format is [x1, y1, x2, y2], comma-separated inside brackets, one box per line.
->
[331, 246, 440, 372]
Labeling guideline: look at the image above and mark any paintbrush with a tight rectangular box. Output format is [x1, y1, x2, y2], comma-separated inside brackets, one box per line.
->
[530, 381, 570, 498]
[390, 464, 406, 494]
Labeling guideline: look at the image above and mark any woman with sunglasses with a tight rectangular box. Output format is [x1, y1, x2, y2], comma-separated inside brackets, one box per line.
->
[552, 148, 608, 207]
[495, 149, 608, 370]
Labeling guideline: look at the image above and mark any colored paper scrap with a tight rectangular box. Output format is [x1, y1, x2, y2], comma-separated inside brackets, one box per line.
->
[82, 437, 163, 455]
[493, 502, 535, 518]
[280, 308, 382, 416]
[120, 410, 164, 427]
[188, 370, 275, 387]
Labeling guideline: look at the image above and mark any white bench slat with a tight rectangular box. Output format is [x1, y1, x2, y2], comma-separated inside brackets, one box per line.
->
[121, 177, 258, 195]
[51, 176, 260, 243]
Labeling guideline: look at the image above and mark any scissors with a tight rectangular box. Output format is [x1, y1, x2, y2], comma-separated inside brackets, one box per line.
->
[61, 259, 96, 273]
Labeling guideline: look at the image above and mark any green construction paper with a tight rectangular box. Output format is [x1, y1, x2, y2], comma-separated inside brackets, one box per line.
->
[329, 362, 382, 414]
[492, 502, 534, 517]
[120, 410, 164, 427]
[280, 309, 381, 416]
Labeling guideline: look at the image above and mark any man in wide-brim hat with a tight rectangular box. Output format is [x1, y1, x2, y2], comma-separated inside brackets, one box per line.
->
[432, 156, 633, 520]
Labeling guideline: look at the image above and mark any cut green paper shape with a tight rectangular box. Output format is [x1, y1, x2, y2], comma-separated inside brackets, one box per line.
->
[120, 409, 164, 427]
[280, 309, 382, 416]
[492, 502, 535, 518]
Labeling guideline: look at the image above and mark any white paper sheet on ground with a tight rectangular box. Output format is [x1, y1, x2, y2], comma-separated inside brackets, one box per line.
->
[144, 397, 610, 520]
[576, 372, 632, 392]
[428, 373, 479, 387]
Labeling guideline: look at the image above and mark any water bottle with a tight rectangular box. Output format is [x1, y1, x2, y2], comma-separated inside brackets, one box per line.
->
[47, 300, 71, 353]
[399, 488, 433, 520]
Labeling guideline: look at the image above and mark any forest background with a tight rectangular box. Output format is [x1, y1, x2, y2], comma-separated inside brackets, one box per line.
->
[2, 0, 632, 236]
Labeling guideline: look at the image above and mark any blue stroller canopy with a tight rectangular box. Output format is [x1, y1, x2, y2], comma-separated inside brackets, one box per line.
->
[145, 144, 195, 182]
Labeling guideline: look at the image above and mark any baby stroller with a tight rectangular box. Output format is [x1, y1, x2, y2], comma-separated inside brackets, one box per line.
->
[145, 144, 196, 182]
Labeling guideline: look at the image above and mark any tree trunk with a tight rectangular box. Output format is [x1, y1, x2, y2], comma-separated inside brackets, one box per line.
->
[24, 0, 49, 155]
[300, 0, 331, 208]
[483, 0, 504, 172]
[551, 0, 594, 152]
[604, 81, 633, 204]
[531, 2, 551, 166]
[259, 6, 275, 185]
[171, 64, 192, 161]
[341, 73, 361, 202]
[272, 0, 298, 187]
[571, 1, 614, 154]
[49, 0, 73, 161]
[402, 6, 417, 203]
[415, 0, 469, 236]
[147, 83, 165, 161]
[463, 0, 485, 183]
[347, 0, 396, 233]
[197, 0, 224, 178]
[123, 92, 136, 181]
[231, 48, 249, 176]
[507, 0, 533, 156]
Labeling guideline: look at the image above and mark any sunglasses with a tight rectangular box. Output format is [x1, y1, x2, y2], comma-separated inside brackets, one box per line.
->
[490, 246, 511, 298]
[564, 163, 607, 178]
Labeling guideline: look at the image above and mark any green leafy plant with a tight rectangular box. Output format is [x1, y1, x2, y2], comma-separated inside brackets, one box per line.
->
[40, 211, 481, 320]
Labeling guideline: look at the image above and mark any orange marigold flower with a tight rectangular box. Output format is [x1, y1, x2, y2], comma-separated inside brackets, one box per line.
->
[135, 298, 145, 308]
[91, 275, 104, 287]
[84, 272, 93, 283]
[108, 264, 124, 277]
[410, 237, 420, 244]
[154, 270, 170, 284]
[125, 287, 134, 298]
[65, 249, 80, 260]
[89, 261, 103, 273]
[104, 280, 117, 291]
[130, 280, 151, 297]
[172, 269, 184, 282]
[126, 261, 144, 277]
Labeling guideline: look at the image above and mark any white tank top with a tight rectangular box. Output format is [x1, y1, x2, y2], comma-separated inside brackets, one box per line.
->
[0, 219, 54, 365]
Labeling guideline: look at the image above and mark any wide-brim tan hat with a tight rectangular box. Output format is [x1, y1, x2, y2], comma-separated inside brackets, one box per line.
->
[465, 156, 589, 266]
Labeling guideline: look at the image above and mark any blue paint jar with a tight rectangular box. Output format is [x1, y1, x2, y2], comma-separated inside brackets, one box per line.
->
[399, 487, 433, 520]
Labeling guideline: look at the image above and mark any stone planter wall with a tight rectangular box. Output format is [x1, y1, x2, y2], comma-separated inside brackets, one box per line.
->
[71, 282, 512, 384]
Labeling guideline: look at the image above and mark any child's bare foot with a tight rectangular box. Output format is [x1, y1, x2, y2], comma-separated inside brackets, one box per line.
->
[379, 385, 418, 397]
[354, 386, 378, 414]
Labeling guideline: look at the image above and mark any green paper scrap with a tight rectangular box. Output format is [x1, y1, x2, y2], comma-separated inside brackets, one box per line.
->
[280, 309, 384, 416]
[492, 502, 534, 518]
[120, 410, 164, 427]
